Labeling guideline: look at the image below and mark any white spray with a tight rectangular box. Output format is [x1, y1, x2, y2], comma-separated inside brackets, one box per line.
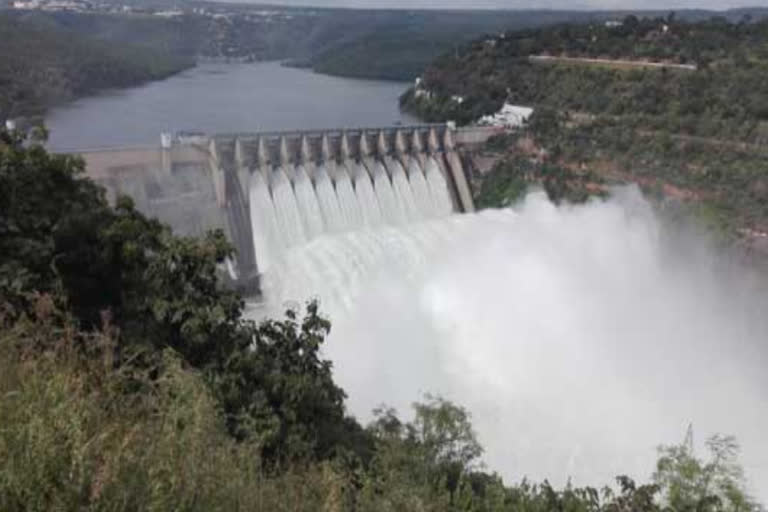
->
[256, 188, 768, 501]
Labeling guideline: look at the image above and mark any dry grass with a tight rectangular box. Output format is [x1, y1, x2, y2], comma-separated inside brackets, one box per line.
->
[0, 299, 350, 512]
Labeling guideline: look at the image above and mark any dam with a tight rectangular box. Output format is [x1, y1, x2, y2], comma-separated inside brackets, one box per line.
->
[79, 124, 498, 296]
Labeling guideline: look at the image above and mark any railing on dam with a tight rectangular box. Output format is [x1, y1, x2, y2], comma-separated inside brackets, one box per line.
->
[73, 123, 499, 293]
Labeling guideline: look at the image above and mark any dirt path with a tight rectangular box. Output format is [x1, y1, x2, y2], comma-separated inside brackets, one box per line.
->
[529, 55, 697, 71]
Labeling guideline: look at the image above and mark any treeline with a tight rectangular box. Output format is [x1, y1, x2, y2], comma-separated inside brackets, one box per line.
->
[1, 128, 763, 509]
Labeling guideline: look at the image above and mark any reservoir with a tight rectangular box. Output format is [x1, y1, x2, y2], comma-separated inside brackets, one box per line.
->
[45, 61, 418, 151]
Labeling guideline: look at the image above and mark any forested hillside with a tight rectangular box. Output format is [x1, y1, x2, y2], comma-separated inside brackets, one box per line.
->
[402, 14, 768, 133]
[402, 15, 768, 243]
[299, 9, 613, 81]
[0, 14, 193, 118]
[289, 7, 768, 80]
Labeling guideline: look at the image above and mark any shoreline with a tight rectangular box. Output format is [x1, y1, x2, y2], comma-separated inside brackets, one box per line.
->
[6, 60, 196, 126]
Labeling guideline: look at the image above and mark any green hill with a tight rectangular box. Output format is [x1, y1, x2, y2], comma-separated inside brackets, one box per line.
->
[402, 15, 768, 243]
[0, 14, 194, 118]
[0, 6, 338, 117]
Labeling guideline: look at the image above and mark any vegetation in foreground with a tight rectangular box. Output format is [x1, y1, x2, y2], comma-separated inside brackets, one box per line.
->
[0, 128, 763, 510]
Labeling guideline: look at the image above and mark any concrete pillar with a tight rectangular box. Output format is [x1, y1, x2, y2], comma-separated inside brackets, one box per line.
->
[300, 135, 312, 164]
[340, 132, 351, 162]
[377, 131, 389, 157]
[444, 150, 475, 213]
[256, 136, 270, 169]
[393, 129, 414, 176]
[359, 133, 371, 158]
[279, 136, 291, 166]
[394, 130, 407, 155]
[278, 136, 299, 182]
[321, 134, 332, 162]
[442, 128, 475, 213]
[412, 130, 427, 170]
[427, 128, 440, 154]
[443, 126, 456, 151]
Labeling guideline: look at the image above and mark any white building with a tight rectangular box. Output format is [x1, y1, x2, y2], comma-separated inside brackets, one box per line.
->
[160, 132, 173, 149]
[478, 103, 534, 128]
[154, 9, 183, 17]
[12, 0, 41, 9]
[41, 0, 88, 11]
[176, 131, 207, 146]
[413, 77, 434, 100]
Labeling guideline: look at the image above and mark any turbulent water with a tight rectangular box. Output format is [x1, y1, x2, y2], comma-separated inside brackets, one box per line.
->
[248, 164, 768, 499]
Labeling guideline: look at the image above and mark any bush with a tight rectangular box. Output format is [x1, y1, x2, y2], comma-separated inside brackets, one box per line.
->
[0, 300, 353, 511]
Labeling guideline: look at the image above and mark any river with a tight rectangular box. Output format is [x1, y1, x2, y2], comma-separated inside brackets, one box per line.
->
[45, 61, 418, 151]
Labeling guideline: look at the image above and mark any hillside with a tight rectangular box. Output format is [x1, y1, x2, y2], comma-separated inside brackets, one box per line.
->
[0, 14, 193, 118]
[291, 7, 768, 81]
[299, 10, 612, 81]
[402, 15, 768, 244]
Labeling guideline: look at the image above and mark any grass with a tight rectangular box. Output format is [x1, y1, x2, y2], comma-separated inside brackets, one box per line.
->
[0, 298, 348, 512]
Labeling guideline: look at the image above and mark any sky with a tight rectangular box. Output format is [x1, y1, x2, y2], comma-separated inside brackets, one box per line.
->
[236, 0, 766, 10]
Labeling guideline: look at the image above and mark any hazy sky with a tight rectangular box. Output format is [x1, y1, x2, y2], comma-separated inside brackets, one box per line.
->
[243, 0, 765, 10]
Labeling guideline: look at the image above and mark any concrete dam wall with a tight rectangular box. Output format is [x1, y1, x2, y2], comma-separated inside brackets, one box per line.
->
[79, 124, 495, 294]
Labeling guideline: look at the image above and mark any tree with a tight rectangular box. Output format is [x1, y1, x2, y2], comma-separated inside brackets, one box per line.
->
[0, 128, 368, 466]
[365, 396, 483, 503]
[653, 428, 760, 512]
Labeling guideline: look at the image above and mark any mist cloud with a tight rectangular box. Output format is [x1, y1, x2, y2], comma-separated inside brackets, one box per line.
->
[261, 189, 768, 501]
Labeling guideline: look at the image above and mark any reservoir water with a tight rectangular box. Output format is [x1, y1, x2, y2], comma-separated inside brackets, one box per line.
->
[45, 61, 417, 151]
